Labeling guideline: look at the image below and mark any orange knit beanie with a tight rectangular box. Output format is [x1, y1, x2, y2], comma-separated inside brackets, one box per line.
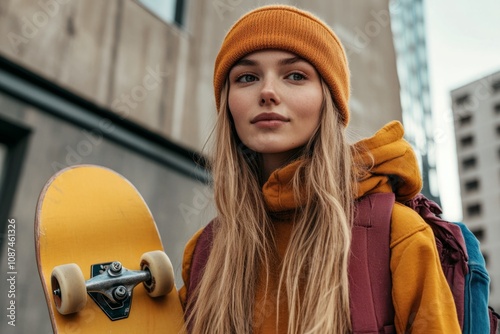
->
[213, 5, 350, 126]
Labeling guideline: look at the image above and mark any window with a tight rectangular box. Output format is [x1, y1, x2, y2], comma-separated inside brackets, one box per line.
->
[466, 203, 482, 217]
[462, 156, 477, 170]
[494, 103, 500, 114]
[460, 135, 474, 148]
[458, 114, 473, 126]
[464, 179, 480, 192]
[492, 80, 500, 93]
[470, 227, 484, 242]
[137, 0, 185, 26]
[0, 117, 31, 251]
[455, 94, 470, 106]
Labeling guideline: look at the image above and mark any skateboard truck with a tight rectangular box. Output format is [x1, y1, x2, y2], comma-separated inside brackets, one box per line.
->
[51, 251, 174, 320]
[88, 261, 152, 320]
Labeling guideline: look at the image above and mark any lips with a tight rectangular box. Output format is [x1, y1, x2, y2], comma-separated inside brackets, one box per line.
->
[251, 112, 289, 124]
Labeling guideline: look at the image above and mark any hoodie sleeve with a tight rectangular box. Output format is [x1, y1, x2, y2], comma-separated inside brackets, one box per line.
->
[390, 203, 461, 333]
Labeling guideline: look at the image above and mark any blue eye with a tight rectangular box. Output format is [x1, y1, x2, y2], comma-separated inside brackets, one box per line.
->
[237, 74, 257, 83]
[287, 73, 305, 81]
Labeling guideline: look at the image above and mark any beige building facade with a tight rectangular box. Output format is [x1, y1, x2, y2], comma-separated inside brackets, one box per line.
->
[0, 0, 402, 332]
[451, 70, 500, 311]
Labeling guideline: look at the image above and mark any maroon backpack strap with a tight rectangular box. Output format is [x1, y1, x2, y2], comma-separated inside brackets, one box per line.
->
[349, 192, 396, 334]
[184, 220, 215, 329]
[187, 221, 214, 299]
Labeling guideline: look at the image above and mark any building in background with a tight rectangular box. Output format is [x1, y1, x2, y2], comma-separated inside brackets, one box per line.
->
[390, 0, 441, 205]
[451, 70, 500, 310]
[0, 0, 402, 332]
[138, 0, 185, 26]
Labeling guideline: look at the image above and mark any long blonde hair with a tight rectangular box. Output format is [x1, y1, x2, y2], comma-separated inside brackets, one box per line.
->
[187, 80, 355, 333]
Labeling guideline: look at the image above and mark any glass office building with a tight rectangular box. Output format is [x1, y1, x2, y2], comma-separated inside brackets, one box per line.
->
[390, 0, 440, 205]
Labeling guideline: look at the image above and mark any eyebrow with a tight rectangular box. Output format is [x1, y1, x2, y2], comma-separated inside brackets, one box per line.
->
[232, 56, 306, 68]
[278, 56, 304, 66]
[233, 58, 258, 67]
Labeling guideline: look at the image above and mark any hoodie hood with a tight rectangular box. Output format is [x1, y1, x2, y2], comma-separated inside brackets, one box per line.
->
[353, 120, 422, 201]
[262, 121, 422, 212]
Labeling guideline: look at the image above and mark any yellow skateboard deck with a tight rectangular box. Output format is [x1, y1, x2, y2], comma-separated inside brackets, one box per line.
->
[35, 165, 186, 333]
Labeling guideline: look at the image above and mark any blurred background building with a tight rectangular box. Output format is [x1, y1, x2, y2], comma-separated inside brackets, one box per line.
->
[451, 70, 500, 310]
[390, 0, 440, 205]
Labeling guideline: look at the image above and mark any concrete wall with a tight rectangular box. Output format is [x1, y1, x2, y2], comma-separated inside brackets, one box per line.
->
[1, 0, 402, 150]
[0, 0, 182, 145]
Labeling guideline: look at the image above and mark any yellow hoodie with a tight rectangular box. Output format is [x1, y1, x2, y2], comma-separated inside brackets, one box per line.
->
[179, 121, 460, 333]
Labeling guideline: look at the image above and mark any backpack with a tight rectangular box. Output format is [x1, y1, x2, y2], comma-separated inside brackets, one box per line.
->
[405, 194, 499, 334]
[185, 193, 499, 333]
[454, 222, 498, 334]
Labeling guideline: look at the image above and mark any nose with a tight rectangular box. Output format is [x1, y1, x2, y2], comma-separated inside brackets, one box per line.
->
[259, 77, 281, 106]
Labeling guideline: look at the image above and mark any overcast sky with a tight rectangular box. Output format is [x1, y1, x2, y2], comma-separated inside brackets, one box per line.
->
[424, 0, 500, 220]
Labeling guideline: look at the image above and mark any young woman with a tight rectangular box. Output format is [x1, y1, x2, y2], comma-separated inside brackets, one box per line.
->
[178, 5, 460, 333]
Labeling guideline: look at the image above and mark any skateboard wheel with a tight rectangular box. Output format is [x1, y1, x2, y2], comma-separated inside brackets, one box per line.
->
[140, 251, 174, 297]
[51, 264, 87, 315]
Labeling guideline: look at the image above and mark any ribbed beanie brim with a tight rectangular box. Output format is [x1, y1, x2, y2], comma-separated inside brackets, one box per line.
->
[213, 5, 350, 126]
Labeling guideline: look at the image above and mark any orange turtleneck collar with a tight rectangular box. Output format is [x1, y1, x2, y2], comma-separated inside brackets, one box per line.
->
[262, 160, 304, 213]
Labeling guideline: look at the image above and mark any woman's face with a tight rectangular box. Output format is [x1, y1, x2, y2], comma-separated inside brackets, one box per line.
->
[228, 50, 323, 161]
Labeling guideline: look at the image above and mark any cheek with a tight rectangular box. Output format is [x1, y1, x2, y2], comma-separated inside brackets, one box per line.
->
[228, 88, 253, 132]
[294, 88, 323, 123]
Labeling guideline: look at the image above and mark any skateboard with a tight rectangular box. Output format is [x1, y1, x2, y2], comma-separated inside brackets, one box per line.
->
[35, 165, 186, 333]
